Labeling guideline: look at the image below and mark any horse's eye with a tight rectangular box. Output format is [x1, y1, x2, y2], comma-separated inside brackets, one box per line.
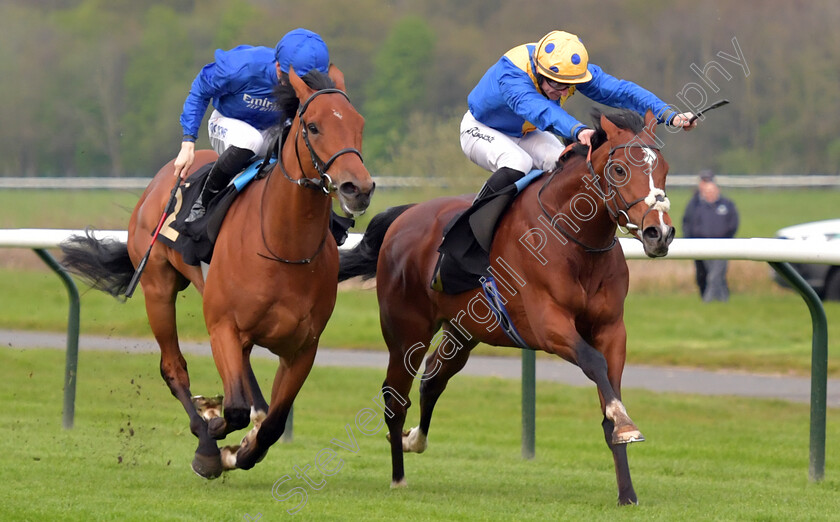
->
[307, 123, 319, 134]
[614, 166, 625, 176]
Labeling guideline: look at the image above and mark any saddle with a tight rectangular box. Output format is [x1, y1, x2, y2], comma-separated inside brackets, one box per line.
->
[431, 168, 544, 294]
[159, 158, 354, 266]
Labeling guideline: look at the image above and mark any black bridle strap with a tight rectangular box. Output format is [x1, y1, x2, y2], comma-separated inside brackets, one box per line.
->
[537, 142, 662, 253]
[258, 87, 361, 264]
[276, 88, 364, 193]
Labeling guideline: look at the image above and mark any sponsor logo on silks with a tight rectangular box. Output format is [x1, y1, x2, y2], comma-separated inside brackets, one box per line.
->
[463, 126, 495, 143]
[209, 122, 228, 139]
[243, 93, 279, 112]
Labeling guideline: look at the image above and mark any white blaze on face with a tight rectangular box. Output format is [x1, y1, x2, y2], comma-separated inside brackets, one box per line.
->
[641, 147, 657, 171]
[640, 148, 671, 233]
[332, 109, 343, 119]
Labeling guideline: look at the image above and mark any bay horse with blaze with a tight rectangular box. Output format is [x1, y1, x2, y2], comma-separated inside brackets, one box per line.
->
[339, 109, 673, 505]
[61, 66, 374, 478]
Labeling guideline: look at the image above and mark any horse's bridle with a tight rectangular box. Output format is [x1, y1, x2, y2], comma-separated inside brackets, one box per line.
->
[259, 87, 364, 264]
[277, 87, 364, 194]
[537, 142, 666, 253]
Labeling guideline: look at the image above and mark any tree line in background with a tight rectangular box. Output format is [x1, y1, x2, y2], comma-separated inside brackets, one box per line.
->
[2, 0, 839, 179]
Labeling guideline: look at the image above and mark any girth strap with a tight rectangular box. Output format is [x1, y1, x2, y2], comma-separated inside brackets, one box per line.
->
[480, 276, 531, 350]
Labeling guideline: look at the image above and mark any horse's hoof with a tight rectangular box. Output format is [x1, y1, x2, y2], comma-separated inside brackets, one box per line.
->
[191, 395, 223, 421]
[612, 428, 645, 445]
[390, 478, 407, 489]
[220, 445, 239, 471]
[402, 426, 427, 454]
[191, 452, 223, 480]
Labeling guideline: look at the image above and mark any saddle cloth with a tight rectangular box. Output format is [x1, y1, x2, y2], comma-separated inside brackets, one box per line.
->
[432, 169, 543, 294]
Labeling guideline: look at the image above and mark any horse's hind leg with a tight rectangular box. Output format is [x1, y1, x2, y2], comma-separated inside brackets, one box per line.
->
[409, 324, 476, 453]
[143, 268, 221, 479]
[382, 347, 420, 488]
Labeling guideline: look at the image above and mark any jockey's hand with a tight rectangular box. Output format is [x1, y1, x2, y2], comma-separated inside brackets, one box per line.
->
[173, 141, 196, 180]
[577, 128, 595, 147]
[671, 112, 698, 131]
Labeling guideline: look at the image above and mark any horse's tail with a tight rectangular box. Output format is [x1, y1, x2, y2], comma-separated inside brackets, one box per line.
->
[338, 204, 415, 282]
[60, 229, 135, 300]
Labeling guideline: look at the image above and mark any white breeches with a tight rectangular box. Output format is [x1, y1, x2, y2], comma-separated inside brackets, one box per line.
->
[207, 110, 278, 156]
[459, 111, 565, 173]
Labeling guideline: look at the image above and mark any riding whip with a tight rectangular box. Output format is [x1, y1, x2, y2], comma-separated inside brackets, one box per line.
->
[688, 99, 730, 124]
[125, 176, 181, 298]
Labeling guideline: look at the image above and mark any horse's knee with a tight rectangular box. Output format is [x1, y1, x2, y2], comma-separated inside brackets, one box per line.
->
[159, 356, 189, 393]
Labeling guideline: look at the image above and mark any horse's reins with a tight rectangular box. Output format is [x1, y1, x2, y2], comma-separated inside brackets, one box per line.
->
[258, 87, 364, 264]
[537, 142, 663, 253]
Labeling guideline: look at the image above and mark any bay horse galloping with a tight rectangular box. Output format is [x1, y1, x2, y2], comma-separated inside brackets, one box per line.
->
[61, 66, 374, 478]
[339, 110, 673, 505]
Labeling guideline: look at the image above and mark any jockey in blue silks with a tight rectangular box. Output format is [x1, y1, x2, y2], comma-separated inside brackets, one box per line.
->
[172, 28, 331, 222]
[460, 30, 696, 202]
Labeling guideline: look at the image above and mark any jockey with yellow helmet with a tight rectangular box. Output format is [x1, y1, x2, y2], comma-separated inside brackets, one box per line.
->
[460, 30, 695, 200]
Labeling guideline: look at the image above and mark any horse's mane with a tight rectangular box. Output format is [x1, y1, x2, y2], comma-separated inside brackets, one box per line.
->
[565, 109, 645, 160]
[272, 70, 337, 126]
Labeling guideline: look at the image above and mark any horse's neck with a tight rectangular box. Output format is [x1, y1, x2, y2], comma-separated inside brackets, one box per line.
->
[261, 150, 331, 251]
[527, 154, 616, 240]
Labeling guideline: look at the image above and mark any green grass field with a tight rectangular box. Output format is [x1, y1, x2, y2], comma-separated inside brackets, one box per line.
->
[2, 348, 838, 521]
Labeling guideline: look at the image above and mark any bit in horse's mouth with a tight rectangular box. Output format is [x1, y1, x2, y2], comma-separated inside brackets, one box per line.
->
[339, 198, 367, 218]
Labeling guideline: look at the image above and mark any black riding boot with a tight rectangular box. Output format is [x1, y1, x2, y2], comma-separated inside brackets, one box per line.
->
[431, 167, 524, 292]
[472, 166, 525, 203]
[185, 146, 254, 223]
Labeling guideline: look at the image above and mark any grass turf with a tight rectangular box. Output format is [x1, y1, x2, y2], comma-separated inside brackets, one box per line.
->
[1, 348, 838, 521]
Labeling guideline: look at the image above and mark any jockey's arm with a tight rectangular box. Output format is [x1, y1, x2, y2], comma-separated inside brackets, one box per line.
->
[173, 140, 196, 180]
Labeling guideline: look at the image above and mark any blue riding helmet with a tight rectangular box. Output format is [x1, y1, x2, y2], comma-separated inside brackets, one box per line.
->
[275, 28, 330, 75]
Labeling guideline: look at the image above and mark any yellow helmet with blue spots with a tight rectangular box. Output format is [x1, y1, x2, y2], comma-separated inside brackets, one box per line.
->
[534, 30, 592, 84]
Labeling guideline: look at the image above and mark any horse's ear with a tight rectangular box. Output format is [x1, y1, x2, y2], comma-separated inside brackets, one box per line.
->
[328, 64, 346, 92]
[599, 113, 621, 140]
[289, 65, 315, 103]
[643, 110, 657, 136]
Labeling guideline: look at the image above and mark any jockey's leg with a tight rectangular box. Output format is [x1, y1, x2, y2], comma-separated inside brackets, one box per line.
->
[473, 166, 525, 203]
[185, 145, 254, 222]
[186, 111, 264, 223]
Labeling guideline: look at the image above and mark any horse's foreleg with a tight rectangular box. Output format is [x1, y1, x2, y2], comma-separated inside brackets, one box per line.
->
[602, 417, 638, 505]
[206, 325, 251, 439]
[232, 343, 317, 471]
[145, 283, 221, 479]
[243, 346, 269, 423]
[592, 321, 639, 505]
[573, 338, 642, 445]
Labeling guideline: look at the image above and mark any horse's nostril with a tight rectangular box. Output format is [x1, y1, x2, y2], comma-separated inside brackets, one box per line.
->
[339, 182, 359, 196]
[642, 227, 661, 241]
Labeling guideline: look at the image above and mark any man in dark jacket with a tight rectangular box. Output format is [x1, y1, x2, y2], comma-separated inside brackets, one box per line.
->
[682, 170, 739, 301]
